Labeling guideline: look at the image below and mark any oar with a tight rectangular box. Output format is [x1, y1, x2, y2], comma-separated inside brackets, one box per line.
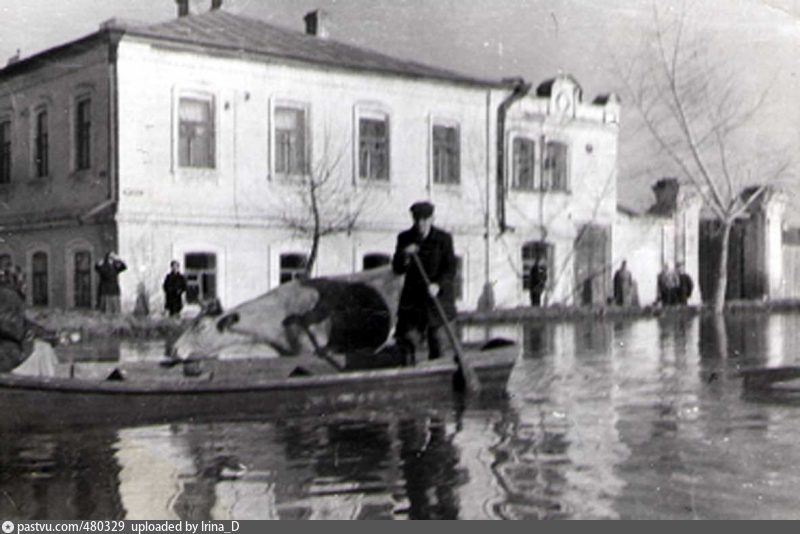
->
[410, 252, 481, 393]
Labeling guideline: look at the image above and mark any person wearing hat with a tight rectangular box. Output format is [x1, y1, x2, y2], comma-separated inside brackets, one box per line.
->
[392, 201, 457, 364]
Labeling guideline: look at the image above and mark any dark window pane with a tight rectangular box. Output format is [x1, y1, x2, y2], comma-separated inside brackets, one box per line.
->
[543, 141, 568, 191]
[512, 138, 535, 190]
[179, 98, 215, 168]
[275, 107, 306, 175]
[184, 252, 217, 303]
[359, 117, 389, 181]
[74, 250, 92, 308]
[521, 241, 553, 290]
[363, 253, 390, 270]
[32, 251, 48, 306]
[433, 125, 460, 184]
[76, 99, 91, 170]
[0, 121, 9, 184]
[280, 253, 308, 284]
[35, 111, 48, 178]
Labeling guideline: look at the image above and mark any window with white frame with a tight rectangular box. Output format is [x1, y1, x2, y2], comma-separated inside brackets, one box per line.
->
[280, 253, 308, 284]
[432, 123, 460, 185]
[184, 252, 217, 304]
[178, 96, 215, 169]
[31, 251, 48, 306]
[0, 120, 10, 184]
[542, 141, 568, 191]
[512, 137, 536, 191]
[73, 250, 92, 309]
[358, 112, 389, 181]
[274, 105, 308, 175]
[75, 97, 92, 171]
[35, 109, 49, 178]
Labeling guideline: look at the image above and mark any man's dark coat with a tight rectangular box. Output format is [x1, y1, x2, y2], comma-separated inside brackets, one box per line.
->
[392, 225, 457, 329]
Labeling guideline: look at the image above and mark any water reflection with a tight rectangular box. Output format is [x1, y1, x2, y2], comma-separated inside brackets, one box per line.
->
[10, 314, 800, 518]
[0, 429, 124, 519]
[111, 410, 503, 519]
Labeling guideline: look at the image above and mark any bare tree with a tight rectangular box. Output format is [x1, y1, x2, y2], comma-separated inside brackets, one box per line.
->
[617, 3, 792, 313]
[276, 135, 375, 276]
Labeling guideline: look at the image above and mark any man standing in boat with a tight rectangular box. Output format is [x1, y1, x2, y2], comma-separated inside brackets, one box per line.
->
[392, 201, 457, 365]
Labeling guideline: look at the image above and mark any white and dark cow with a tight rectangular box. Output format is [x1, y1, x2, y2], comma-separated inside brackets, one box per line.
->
[170, 266, 404, 361]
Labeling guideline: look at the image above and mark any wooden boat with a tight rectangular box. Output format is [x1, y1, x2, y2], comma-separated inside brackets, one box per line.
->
[740, 366, 800, 393]
[0, 340, 518, 430]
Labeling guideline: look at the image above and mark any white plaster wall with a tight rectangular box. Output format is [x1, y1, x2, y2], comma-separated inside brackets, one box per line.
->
[115, 39, 492, 232]
[114, 38, 499, 311]
[490, 87, 620, 308]
[614, 203, 701, 306]
[614, 215, 665, 306]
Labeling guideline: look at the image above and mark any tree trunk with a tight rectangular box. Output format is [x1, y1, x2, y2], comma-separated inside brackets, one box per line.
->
[306, 233, 319, 277]
[305, 179, 321, 277]
[713, 221, 732, 315]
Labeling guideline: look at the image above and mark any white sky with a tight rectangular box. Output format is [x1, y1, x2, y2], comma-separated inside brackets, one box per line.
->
[1, 0, 798, 212]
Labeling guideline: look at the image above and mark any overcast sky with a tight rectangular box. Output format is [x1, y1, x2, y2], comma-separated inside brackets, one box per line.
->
[2, 0, 798, 211]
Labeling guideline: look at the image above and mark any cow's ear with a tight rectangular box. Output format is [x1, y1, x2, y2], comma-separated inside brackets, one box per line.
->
[217, 312, 240, 332]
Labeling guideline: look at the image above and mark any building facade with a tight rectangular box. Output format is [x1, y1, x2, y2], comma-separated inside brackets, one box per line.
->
[0, 7, 624, 313]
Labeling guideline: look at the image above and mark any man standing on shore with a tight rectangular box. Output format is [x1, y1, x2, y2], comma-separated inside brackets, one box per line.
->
[95, 252, 127, 314]
[676, 262, 694, 305]
[163, 260, 188, 317]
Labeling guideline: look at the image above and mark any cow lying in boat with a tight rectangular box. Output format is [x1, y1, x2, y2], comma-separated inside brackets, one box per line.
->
[170, 266, 404, 366]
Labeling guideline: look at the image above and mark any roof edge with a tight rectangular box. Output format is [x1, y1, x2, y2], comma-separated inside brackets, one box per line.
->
[120, 23, 506, 89]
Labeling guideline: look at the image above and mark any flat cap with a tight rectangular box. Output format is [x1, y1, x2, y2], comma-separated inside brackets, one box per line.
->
[410, 201, 435, 219]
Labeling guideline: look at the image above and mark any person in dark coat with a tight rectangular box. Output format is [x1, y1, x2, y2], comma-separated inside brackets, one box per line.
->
[676, 262, 694, 305]
[161, 260, 186, 317]
[529, 259, 548, 307]
[0, 268, 31, 373]
[95, 251, 127, 314]
[163, 260, 188, 317]
[657, 262, 679, 306]
[613, 260, 635, 306]
[392, 201, 456, 364]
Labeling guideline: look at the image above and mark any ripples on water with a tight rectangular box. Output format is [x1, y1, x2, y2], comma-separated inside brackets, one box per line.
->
[4, 313, 800, 519]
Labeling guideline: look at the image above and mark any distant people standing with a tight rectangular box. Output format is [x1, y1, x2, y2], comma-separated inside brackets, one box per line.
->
[529, 259, 548, 307]
[613, 260, 635, 306]
[657, 262, 679, 305]
[95, 252, 127, 314]
[163, 260, 187, 317]
[676, 262, 694, 305]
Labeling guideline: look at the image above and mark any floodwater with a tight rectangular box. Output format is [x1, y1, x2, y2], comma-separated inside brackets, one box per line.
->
[3, 313, 800, 519]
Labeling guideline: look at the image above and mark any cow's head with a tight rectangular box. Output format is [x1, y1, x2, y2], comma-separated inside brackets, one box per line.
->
[170, 282, 321, 360]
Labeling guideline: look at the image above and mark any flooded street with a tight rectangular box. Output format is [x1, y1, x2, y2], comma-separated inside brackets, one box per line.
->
[3, 313, 800, 519]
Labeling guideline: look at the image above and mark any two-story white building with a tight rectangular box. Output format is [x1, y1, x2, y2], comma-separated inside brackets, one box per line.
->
[0, 5, 623, 313]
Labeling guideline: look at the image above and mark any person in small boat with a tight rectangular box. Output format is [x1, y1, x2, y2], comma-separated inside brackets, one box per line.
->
[0, 266, 57, 376]
[392, 201, 457, 365]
